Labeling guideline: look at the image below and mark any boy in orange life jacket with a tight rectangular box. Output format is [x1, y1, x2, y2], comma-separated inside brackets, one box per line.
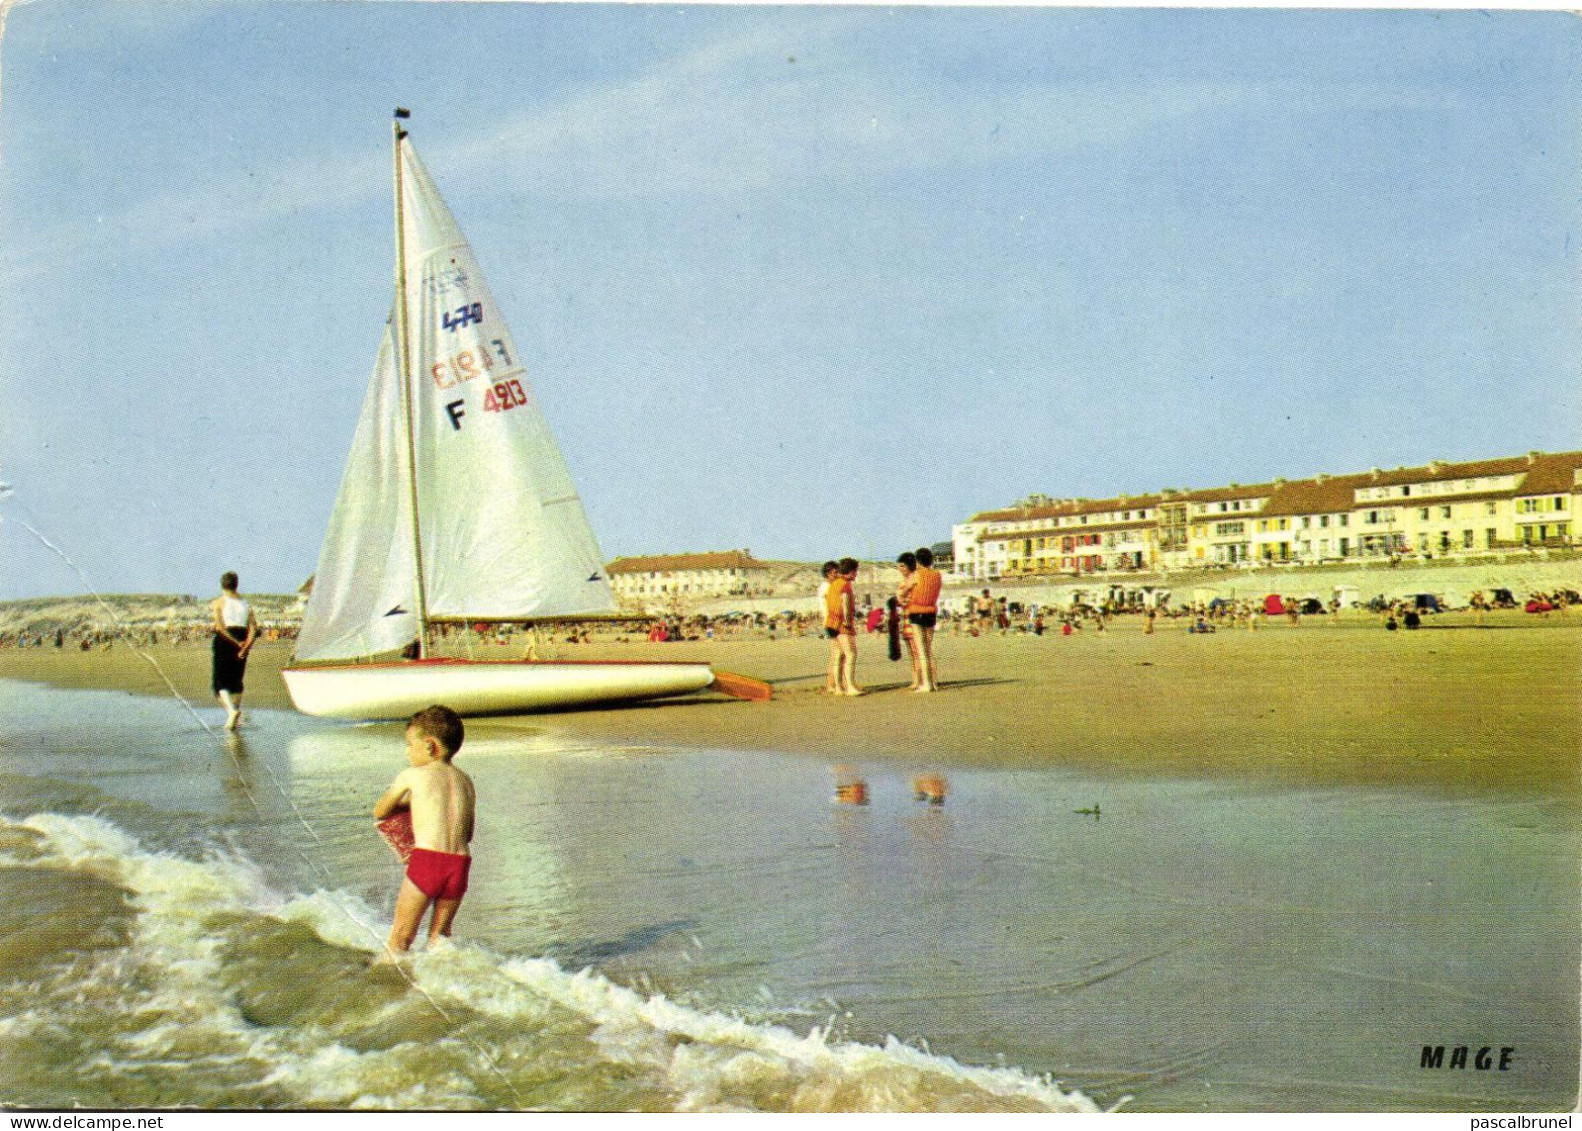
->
[817, 561, 839, 692]
[823, 558, 863, 696]
[906, 547, 943, 692]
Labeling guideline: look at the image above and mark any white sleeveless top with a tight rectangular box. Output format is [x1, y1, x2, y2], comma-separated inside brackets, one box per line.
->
[221, 595, 250, 628]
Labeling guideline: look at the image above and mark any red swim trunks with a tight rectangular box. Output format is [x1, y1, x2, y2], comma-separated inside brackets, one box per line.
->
[406, 847, 471, 901]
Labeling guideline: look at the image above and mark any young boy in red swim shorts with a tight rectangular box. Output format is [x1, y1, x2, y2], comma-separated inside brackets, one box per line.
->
[373, 704, 476, 956]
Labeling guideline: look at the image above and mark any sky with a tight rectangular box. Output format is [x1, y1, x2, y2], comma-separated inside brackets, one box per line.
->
[1, 1, 1579, 598]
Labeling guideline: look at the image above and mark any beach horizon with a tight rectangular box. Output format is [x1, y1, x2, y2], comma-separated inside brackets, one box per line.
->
[1, 609, 1575, 801]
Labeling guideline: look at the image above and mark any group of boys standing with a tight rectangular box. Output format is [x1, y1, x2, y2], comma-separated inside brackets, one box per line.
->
[820, 548, 943, 696]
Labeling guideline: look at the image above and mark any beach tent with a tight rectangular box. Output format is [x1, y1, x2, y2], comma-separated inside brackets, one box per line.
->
[1263, 594, 1286, 616]
[1332, 585, 1360, 608]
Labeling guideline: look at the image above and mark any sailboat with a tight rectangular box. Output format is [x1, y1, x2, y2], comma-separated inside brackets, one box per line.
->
[282, 111, 770, 720]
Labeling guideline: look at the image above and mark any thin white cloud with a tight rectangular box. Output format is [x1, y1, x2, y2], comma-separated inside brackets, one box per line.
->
[1, 6, 1473, 286]
[4, 11, 839, 281]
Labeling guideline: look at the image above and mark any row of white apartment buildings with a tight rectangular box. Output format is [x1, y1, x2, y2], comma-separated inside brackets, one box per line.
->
[952, 450, 1581, 581]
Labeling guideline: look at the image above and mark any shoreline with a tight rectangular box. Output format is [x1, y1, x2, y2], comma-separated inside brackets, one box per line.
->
[2, 610, 1577, 800]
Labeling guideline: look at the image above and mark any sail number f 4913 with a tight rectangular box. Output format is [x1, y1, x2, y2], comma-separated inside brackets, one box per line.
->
[444, 378, 527, 431]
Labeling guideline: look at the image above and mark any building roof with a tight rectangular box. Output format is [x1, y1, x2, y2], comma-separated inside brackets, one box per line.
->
[966, 451, 1582, 527]
[1181, 482, 1281, 506]
[606, 551, 769, 575]
[967, 493, 1166, 525]
[1257, 474, 1373, 518]
[1516, 451, 1582, 495]
[1259, 453, 1582, 516]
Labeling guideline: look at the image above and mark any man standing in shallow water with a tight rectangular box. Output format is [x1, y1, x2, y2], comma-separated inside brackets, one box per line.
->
[210, 571, 258, 731]
[374, 705, 476, 956]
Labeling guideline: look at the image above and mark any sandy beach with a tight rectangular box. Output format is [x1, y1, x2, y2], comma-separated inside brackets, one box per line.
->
[2, 609, 1576, 799]
[4, 608, 1578, 1112]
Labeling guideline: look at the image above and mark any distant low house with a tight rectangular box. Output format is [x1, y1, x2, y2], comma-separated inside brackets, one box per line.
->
[606, 550, 772, 610]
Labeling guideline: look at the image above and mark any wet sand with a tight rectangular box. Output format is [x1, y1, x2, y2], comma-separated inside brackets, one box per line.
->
[2, 610, 1577, 798]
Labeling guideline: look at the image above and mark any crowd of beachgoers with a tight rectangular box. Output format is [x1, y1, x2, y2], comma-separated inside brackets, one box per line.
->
[556, 584, 1581, 646]
[0, 623, 300, 650]
[0, 587, 1575, 654]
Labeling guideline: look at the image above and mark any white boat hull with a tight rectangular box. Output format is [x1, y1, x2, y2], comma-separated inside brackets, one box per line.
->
[281, 659, 717, 720]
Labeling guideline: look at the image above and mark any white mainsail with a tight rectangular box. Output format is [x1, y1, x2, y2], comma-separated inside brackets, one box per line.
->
[295, 138, 615, 663]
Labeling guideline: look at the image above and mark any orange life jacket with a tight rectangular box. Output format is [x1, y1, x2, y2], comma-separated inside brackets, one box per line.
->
[823, 577, 850, 629]
[907, 567, 943, 614]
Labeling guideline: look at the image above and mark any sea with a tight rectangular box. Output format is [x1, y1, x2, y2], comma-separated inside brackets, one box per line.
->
[0, 676, 1575, 1113]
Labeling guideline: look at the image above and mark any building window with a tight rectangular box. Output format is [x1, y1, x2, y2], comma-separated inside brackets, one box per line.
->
[1441, 506, 1452, 519]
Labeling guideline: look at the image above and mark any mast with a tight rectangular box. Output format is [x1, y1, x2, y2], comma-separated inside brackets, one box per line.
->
[392, 107, 430, 658]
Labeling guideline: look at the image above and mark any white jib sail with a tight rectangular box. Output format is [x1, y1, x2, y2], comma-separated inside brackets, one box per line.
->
[294, 316, 422, 661]
[399, 139, 615, 623]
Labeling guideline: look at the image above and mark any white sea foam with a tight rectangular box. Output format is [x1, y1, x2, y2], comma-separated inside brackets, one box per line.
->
[0, 811, 1100, 1112]
[496, 956, 1097, 1112]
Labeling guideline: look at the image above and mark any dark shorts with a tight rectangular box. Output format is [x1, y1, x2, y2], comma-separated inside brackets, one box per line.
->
[907, 613, 937, 629]
[825, 627, 840, 639]
[407, 847, 471, 901]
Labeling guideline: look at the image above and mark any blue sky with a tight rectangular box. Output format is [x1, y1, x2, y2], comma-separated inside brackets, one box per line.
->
[2, 2, 1579, 598]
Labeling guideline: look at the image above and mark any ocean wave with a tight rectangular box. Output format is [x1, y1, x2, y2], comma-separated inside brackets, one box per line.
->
[0, 811, 1100, 1112]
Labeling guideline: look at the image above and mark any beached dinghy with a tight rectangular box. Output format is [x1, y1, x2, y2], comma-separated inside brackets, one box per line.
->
[283, 112, 768, 720]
